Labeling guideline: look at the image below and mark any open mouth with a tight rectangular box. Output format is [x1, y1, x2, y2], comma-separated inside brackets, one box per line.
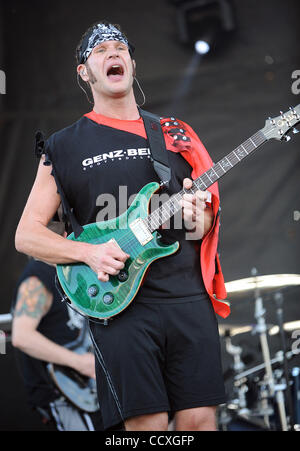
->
[106, 64, 124, 81]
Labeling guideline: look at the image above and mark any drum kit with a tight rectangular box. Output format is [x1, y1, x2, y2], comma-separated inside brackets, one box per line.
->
[218, 269, 300, 431]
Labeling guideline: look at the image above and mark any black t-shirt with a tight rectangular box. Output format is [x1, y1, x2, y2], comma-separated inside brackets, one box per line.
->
[47, 116, 206, 302]
[12, 260, 82, 408]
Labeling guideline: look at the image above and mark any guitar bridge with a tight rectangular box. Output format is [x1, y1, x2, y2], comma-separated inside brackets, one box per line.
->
[129, 218, 153, 246]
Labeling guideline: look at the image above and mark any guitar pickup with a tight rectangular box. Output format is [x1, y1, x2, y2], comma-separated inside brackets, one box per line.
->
[129, 218, 153, 246]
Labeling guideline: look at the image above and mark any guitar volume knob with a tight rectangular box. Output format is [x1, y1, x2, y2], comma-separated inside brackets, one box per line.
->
[87, 285, 99, 297]
[103, 292, 114, 305]
[117, 270, 128, 282]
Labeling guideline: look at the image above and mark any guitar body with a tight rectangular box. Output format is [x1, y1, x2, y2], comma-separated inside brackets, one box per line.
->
[47, 346, 99, 413]
[56, 182, 179, 319]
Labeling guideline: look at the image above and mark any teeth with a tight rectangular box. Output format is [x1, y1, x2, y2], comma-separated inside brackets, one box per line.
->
[107, 64, 123, 76]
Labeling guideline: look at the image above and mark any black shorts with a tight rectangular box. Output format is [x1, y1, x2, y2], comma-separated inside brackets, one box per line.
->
[89, 295, 227, 430]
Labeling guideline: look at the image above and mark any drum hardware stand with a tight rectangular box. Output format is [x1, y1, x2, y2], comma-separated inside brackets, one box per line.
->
[274, 292, 296, 430]
[234, 350, 297, 382]
[218, 331, 250, 430]
[291, 367, 300, 429]
[251, 269, 291, 430]
[224, 271, 300, 431]
[224, 330, 249, 414]
[232, 352, 292, 431]
[249, 268, 276, 428]
[274, 379, 289, 431]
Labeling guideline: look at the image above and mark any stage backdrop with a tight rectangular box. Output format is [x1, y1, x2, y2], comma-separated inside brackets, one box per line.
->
[0, 0, 299, 431]
[0, 0, 299, 323]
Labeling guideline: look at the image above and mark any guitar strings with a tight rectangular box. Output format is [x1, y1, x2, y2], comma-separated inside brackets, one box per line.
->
[75, 125, 280, 265]
[85, 129, 266, 250]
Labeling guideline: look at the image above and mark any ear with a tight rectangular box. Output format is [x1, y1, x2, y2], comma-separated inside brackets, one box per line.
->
[77, 64, 89, 82]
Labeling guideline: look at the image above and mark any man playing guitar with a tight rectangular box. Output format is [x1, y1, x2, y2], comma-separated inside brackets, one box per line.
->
[15, 21, 228, 431]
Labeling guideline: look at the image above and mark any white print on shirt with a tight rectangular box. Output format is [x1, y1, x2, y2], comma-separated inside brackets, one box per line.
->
[82, 147, 151, 170]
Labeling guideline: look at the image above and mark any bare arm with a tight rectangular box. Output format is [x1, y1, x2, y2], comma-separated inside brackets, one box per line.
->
[12, 276, 95, 379]
[15, 157, 90, 264]
[15, 157, 129, 280]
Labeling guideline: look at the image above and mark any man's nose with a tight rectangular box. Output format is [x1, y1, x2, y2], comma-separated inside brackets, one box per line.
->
[107, 48, 120, 59]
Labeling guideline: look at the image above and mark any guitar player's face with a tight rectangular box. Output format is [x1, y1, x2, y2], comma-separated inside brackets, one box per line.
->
[82, 40, 136, 101]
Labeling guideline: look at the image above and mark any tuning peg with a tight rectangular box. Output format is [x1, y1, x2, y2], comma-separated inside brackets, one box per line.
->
[292, 127, 299, 134]
[268, 117, 275, 125]
[282, 135, 291, 142]
[290, 106, 300, 119]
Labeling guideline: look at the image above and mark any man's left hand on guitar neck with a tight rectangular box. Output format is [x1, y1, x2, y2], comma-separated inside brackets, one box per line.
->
[180, 178, 213, 240]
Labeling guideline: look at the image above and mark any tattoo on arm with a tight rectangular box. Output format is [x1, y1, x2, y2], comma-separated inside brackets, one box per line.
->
[14, 277, 52, 319]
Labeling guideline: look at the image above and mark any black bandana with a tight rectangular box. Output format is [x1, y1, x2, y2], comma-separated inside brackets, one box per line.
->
[78, 23, 134, 64]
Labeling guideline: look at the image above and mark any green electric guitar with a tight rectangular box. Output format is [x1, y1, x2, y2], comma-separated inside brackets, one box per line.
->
[56, 105, 300, 320]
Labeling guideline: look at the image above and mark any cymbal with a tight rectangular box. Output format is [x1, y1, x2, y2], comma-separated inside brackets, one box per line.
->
[218, 274, 300, 326]
[218, 320, 300, 337]
[218, 324, 254, 337]
[225, 274, 300, 298]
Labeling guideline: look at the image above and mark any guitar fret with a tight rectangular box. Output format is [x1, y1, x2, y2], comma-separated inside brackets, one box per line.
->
[200, 174, 208, 191]
[218, 161, 226, 173]
[226, 156, 233, 167]
[149, 214, 158, 229]
[168, 200, 175, 214]
[241, 143, 248, 153]
[167, 201, 175, 215]
[212, 165, 223, 178]
[194, 179, 206, 190]
[201, 174, 210, 187]
[211, 166, 219, 177]
[233, 150, 241, 161]
[205, 172, 214, 183]
[235, 146, 246, 159]
[173, 194, 181, 205]
[160, 208, 168, 221]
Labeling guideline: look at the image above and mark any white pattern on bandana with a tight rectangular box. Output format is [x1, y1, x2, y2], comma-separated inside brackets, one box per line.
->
[81, 24, 129, 63]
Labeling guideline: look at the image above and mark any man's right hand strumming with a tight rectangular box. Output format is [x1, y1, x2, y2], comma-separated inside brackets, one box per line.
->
[84, 241, 130, 282]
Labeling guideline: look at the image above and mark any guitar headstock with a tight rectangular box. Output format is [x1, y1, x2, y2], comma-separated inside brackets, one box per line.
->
[261, 105, 300, 142]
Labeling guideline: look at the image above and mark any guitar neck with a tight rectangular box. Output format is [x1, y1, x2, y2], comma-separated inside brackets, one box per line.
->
[145, 129, 267, 232]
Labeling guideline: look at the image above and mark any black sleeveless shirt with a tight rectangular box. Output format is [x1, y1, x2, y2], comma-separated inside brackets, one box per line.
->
[12, 260, 82, 407]
[47, 116, 206, 302]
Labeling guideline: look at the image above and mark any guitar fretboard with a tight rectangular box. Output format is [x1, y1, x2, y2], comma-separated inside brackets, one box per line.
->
[144, 129, 266, 232]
